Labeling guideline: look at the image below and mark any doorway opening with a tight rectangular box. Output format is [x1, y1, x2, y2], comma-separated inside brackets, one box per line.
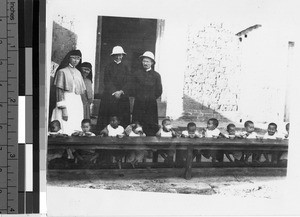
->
[94, 16, 158, 96]
[92, 16, 166, 119]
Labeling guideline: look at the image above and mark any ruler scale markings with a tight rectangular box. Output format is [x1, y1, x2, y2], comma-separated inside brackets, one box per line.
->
[0, 0, 19, 214]
[0, 0, 8, 214]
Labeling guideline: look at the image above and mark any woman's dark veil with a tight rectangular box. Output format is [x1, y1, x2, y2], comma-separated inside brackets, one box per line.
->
[78, 62, 93, 83]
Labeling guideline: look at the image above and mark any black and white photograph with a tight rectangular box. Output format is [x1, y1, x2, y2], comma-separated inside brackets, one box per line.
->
[44, 0, 300, 216]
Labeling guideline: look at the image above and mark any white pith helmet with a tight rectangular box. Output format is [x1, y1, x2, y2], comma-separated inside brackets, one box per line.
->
[140, 51, 155, 63]
[110, 46, 126, 56]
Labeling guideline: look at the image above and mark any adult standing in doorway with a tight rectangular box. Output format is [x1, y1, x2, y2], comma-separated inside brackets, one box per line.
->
[79, 62, 94, 119]
[50, 50, 86, 135]
[96, 46, 131, 132]
[132, 51, 162, 136]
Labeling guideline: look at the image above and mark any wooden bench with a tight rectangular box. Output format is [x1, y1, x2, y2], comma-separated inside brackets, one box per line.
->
[47, 137, 288, 179]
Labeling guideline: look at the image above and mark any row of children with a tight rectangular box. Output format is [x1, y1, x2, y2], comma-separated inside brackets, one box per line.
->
[48, 116, 289, 168]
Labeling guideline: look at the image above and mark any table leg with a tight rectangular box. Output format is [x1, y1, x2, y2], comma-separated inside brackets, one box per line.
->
[196, 153, 201, 162]
[184, 147, 193, 180]
[153, 151, 158, 163]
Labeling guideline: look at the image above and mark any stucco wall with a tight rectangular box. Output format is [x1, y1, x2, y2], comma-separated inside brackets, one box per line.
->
[183, 23, 241, 122]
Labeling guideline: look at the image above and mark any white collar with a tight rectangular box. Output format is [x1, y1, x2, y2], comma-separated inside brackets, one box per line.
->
[69, 63, 75, 68]
[114, 60, 121, 64]
[145, 68, 151, 72]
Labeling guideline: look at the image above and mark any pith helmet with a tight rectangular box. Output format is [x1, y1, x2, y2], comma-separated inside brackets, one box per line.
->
[140, 51, 155, 63]
[110, 46, 126, 56]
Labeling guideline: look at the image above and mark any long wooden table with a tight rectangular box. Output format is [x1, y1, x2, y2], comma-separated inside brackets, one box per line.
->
[48, 137, 288, 179]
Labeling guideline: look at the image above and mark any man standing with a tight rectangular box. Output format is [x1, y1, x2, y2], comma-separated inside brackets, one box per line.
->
[132, 51, 162, 136]
[97, 46, 132, 131]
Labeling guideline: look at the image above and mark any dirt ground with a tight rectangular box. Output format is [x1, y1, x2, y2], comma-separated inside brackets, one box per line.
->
[47, 167, 287, 199]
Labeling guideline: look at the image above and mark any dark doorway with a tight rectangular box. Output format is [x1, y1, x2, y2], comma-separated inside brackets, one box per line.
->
[94, 16, 158, 97]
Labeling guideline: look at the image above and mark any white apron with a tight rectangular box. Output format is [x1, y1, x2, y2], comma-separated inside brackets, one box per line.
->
[51, 78, 83, 136]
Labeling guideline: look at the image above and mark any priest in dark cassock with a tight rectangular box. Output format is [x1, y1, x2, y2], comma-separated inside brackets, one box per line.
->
[132, 51, 163, 136]
[96, 46, 132, 132]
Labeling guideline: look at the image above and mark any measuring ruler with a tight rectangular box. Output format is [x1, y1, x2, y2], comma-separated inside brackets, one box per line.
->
[0, 0, 19, 214]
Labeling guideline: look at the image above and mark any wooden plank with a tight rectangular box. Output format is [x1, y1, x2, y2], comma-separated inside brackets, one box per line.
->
[191, 161, 287, 168]
[47, 160, 288, 170]
[47, 167, 287, 181]
[48, 162, 177, 170]
[48, 137, 288, 152]
[48, 137, 288, 146]
[184, 147, 193, 180]
[153, 151, 158, 163]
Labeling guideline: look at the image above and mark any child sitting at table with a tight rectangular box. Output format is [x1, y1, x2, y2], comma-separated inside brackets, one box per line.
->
[156, 119, 177, 162]
[241, 120, 260, 162]
[156, 118, 177, 138]
[263, 122, 282, 139]
[262, 122, 284, 163]
[48, 120, 66, 137]
[72, 119, 96, 137]
[72, 119, 99, 165]
[223, 124, 243, 162]
[47, 120, 68, 163]
[48, 120, 73, 160]
[240, 120, 258, 139]
[203, 118, 222, 138]
[125, 121, 146, 137]
[100, 116, 124, 137]
[201, 118, 224, 162]
[178, 122, 202, 163]
[100, 116, 125, 169]
[125, 121, 147, 168]
[181, 122, 202, 138]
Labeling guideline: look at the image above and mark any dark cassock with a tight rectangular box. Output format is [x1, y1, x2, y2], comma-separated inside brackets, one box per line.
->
[96, 61, 132, 131]
[132, 68, 162, 136]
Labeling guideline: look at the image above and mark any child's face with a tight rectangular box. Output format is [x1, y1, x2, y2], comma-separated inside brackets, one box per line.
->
[267, 125, 277, 136]
[50, 124, 60, 132]
[188, 126, 196, 134]
[81, 67, 91, 78]
[207, 121, 216, 130]
[227, 127, 236, 135]
[162, 121, 172, 132]
[133, 124, 143, 134]
[110, 117, 119, 129]
[81, 123, 91, 133]
[245, 123, 255, 133]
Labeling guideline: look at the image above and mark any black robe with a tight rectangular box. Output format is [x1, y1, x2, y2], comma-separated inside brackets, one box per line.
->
[97, 62, 132, 131]
[132, 69, 162, 136]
